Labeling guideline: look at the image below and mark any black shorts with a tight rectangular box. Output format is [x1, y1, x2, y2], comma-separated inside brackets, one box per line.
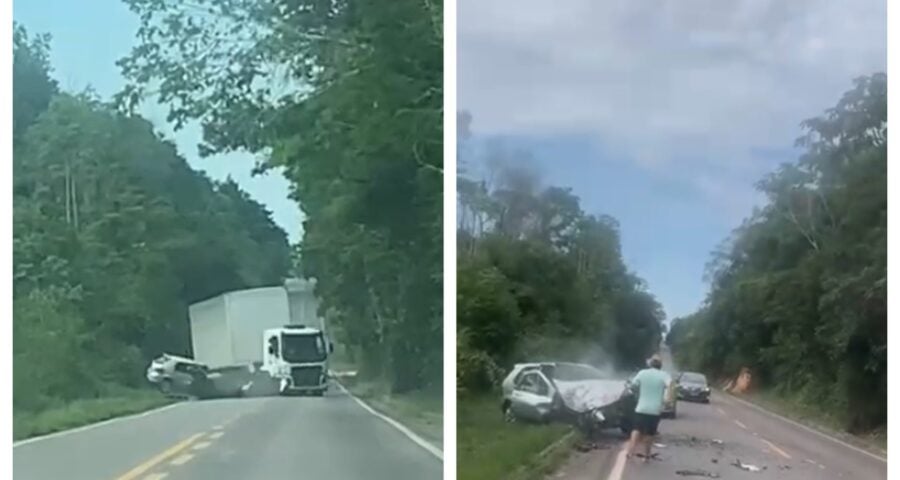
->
[633, 412, 661, 435]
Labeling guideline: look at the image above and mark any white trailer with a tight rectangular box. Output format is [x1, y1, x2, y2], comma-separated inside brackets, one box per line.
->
[188, 286, 291, 368]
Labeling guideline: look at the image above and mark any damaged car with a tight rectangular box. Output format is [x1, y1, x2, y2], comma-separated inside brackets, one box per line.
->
[146, 353, 248, 399]
[500, 362, 637, 437]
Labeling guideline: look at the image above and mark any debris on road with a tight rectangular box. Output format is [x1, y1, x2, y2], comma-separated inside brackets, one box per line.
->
[676, 469, 721, 478]
[574, 441, 611, 452]
[732, 459, 766, 472]
[654, 443, 667, 448]
[711, 458, 719, 464]
[711, 439, 723, 445]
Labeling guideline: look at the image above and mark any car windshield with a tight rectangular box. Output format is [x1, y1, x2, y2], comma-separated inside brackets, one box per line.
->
[281, 333, 326, 363]
[551, 363, 611, 381]
[681, 372, 707, 385]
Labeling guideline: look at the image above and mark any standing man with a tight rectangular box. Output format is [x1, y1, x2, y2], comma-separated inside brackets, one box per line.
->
[626, 354, 671, 463]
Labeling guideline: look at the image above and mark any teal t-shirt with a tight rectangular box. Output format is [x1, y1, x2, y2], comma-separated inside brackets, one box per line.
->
[632, 368, 671, 415]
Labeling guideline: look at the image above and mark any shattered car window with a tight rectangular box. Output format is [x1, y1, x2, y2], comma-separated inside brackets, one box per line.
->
[518, 373, 550, 396]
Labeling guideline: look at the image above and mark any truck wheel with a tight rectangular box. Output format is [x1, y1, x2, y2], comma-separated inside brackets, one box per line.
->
[503, 404, 517, 423]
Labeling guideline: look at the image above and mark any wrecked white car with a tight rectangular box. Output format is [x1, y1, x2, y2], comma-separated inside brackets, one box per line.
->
[500, 362, 637, 437]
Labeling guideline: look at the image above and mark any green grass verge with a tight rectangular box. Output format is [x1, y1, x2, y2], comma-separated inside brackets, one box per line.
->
[14, 389, 174, 441]
[337, 375, 443, 448]
[458, 395, 573, 480]
[731, 389, 887, 453]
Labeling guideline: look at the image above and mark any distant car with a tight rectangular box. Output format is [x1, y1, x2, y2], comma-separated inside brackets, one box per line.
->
[500, 362, 636, 437]
[676, 371, 711, 403]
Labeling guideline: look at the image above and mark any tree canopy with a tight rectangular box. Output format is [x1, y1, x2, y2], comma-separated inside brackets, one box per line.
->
[667, 73, 886, 433]
[457, 128, 665, 393]
[118, 0, 443, 392]
[13, 24, 291, 413]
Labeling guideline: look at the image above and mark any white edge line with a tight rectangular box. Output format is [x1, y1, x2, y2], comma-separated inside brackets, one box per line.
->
[13, 402, 183, 448]
[335, 381, 443, 461]
[716, 392, 886, 463]
[606, 447, 628, 480]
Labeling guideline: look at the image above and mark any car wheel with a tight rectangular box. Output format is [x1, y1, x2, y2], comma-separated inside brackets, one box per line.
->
[503, 404, 517, 423]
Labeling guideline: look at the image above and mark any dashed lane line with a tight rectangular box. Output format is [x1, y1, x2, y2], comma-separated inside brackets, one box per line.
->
[114, 433, 203, 480]
[209, 431, 225, 440]
[169, 453, 194, 466]
[140, 474, 168, 480]
[734, 420, 748, 430]
[761, 438, 792, 460]
[192, 441, 212, 450]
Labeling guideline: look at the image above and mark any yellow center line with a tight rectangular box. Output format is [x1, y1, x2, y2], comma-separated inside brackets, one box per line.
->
[141, 474, 169, 480]
[114, 433, 204, 480]
[734, 420, 748, 430]
[761, 438, 792, 460]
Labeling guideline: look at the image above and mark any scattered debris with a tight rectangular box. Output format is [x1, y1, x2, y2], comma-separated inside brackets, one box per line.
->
[654, 443, 667, 448]
[711, 439, 723, 445]
[676, 469, 721, 478]
[779, 465, 792, 470]
[574, 441, 610, 452]
[731, 459, 766, 472]
[711, 458, 719, 464]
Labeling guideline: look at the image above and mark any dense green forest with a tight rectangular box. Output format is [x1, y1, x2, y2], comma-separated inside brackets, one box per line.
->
[456, 119, 665, 394]
[13, 25, 291, 414]
[667, 73, 886, 434]
[118, 0, 443, 393]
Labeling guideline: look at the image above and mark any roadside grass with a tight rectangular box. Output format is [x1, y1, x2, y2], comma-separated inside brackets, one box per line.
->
[14, 388, 174, 441]
[458, 395, 573, 480]
[730, 389, 887, 453]
[336, 374, 443, 448]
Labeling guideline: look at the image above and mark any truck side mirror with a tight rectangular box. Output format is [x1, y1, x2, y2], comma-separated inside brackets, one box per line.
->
[268, 337, 279, 356]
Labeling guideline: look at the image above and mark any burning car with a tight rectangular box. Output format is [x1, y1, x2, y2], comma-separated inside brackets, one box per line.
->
[500, 362, 636, 437]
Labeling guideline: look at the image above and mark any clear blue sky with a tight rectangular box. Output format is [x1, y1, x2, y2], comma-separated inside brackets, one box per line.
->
[459, 0, 886, 320]
[14, 0, 304, 242]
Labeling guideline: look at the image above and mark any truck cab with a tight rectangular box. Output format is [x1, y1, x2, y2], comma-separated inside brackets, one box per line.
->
[262, 325, 334, 395]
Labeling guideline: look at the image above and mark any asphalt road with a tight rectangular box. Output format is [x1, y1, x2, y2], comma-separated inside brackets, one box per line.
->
[13, 387, 442, 480]
[553, 351, 887, 480]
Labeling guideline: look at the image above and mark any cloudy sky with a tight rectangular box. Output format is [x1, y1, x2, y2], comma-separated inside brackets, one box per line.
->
[459, 0, 886, 320]
[14, 0, 304, 242]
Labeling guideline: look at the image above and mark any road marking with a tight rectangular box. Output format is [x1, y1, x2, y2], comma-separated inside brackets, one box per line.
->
[334, 381, 443, 461]
[114, 433, 203, 480]
[13, 402, 183, 448]
[211, 424, 225, 430]
[761, 438, 792, 459]
[734, 420, 748, 430]
[209, 431, 224, 440]
[606, 447, 628, 480]
[716, 407, 726, 416]
[192, 441, 212, 450]
[170, 453, 194, 466]
[141, 474, 168, 480]
[716, 392, 886, 463]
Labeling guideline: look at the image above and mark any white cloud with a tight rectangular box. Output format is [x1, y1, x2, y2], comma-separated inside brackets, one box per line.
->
[459, 0, 886, 214]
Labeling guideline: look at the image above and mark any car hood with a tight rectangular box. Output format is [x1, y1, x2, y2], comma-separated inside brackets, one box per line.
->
[554, 379, 628, 412]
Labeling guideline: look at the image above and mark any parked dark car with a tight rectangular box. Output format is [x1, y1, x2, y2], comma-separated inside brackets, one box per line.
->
[676, 371, 711, 403]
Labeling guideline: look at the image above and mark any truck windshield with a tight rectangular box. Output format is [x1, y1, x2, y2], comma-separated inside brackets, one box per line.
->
[281, 333, 326, 363]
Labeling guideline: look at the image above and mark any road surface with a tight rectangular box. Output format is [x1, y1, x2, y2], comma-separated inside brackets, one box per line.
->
[552, 352, 886, 480]
[14, 388, 442, 480]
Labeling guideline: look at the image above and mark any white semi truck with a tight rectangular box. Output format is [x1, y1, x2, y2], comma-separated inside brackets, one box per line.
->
[185, 279, 333, 396]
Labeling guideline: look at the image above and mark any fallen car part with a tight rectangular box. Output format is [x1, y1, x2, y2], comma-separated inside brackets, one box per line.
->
[732, 459, 765, 472]
[675, 469, 721, 478]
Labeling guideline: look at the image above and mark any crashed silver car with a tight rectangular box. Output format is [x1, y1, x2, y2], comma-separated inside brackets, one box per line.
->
[146, 353, 249, 399]
[501, 362, 637, 436]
